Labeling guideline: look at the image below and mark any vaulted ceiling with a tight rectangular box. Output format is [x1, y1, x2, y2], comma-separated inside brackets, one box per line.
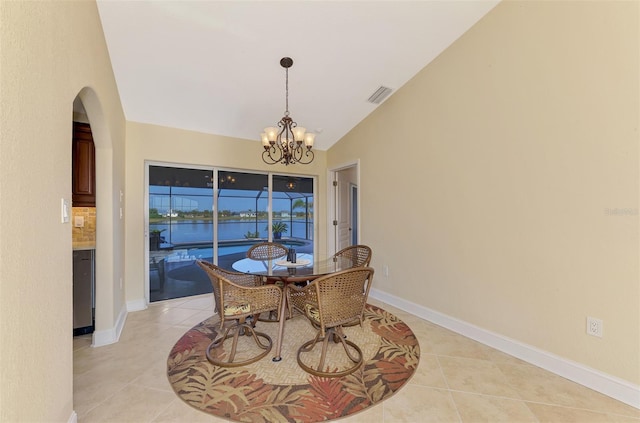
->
[97, 0, 499, 151]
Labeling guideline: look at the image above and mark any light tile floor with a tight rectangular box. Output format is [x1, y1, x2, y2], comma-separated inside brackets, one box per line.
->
[74, 295, 640, 422]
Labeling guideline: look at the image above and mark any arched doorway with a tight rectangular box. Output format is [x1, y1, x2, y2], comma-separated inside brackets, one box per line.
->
[71, 99, 96, 336]
[72, 87, 119, 347]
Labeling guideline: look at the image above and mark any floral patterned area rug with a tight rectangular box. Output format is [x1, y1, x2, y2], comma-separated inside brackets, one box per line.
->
[167, 304, 420, 422]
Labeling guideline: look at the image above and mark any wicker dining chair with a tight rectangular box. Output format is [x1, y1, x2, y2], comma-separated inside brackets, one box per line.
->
[246, 242, 289, 261]
[245, 242, 289, 321]
[286, 266, 374, 378]
[333, 244, 372, 268]
[196, 260, 283, 367]
[198, 260, 264, 308]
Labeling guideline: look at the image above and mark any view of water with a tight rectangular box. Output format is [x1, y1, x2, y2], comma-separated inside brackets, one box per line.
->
[150, 219, 313, 244]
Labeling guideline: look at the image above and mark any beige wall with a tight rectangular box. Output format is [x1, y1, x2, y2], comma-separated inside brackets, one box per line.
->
[328, 0, 639, 385]
[0, 1, 126, 421]
[124, 122, 327, 304]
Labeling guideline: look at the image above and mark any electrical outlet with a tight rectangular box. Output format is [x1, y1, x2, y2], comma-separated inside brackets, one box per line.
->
[586, 317, 603, 337]
[383, 265, 389, 277]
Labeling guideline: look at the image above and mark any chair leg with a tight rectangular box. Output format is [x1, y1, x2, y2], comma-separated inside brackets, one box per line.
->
[241, 322, 272, 349]
[333, 327, 362, 363]
[317, 329, 332, 371]
[296, 326, 364, 378]
[206, 322, 273, 367]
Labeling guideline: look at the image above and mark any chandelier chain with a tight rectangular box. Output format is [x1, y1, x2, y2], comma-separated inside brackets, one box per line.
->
[285, 67, 289, 117]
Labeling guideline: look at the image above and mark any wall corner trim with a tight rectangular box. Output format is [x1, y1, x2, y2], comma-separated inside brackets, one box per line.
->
[126, 298, 148, 313]
[91, 304, 128, 347]
[369, 288, 640, 410]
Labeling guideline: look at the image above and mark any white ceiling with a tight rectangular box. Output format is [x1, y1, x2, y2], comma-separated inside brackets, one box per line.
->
[97, 0, 499, 151]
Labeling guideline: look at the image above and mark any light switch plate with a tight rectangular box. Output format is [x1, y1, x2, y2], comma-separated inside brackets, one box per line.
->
[61, 198, 70, 223]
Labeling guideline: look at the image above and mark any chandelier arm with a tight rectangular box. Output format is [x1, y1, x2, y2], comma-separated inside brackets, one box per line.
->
[296, 147, 314, 165]
[262, 151, 273, 165]
[262, 142, 284, 165]
[262, 149, 276, 165]
[290, 144, 302, 162]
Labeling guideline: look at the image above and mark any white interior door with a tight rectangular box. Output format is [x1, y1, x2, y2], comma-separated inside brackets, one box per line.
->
[328, 162, 359, 256]
[336, 176, 351, 252]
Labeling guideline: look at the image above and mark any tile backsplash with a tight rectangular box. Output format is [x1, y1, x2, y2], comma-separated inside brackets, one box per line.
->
[72, 207, 96, 244]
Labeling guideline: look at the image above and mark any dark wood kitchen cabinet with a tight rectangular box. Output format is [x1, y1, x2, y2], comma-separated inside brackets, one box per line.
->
[72, 122, 96, 207]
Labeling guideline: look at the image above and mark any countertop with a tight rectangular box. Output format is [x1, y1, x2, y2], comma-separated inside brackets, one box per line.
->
[73, 241, 96, 251]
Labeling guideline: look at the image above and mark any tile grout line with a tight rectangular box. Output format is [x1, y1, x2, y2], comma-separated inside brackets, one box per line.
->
[434, 355, 464, 422]
[149, 398, 183, 423]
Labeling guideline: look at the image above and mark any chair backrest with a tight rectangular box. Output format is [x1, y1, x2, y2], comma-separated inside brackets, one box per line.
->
[313, 267, 374, 329]
[196, 260, 262, 314]
[334, 245, 372, 268]
[197, 260, 262, 287]
[246, 242, 288, 261]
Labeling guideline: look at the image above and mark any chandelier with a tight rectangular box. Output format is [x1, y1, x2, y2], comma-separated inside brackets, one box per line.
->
[261, 57, 315, 165]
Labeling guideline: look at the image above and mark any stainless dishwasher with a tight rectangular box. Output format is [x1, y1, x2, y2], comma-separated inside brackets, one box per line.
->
[73, 249, 95, 336]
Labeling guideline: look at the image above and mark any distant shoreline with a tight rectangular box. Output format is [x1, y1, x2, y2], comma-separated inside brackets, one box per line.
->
[149, 217, 311, 223]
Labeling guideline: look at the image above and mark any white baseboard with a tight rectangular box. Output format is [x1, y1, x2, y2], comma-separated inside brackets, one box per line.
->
[369, 288, 640, 410]
[92, 303, 128, 347]
[68, 411, 77, 423]
[127, 298, 147, 312]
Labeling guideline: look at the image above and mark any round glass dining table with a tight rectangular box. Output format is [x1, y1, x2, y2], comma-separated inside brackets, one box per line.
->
[231, 253, 357, 282]
[231, 252, 362, 362]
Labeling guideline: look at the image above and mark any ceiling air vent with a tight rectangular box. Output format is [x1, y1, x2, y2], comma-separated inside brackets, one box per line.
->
[367, 86, 393, 104]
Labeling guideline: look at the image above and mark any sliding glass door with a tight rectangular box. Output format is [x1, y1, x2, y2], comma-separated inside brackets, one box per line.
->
[147, 163, 315, 302]
[272, 175, 314, 254]
[148, 165, 214, 301]
[216, 171, 269, 269]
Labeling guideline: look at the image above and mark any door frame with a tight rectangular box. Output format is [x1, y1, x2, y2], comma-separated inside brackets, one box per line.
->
[350, 183, 358, 246]
[327, 160, 360, 257]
